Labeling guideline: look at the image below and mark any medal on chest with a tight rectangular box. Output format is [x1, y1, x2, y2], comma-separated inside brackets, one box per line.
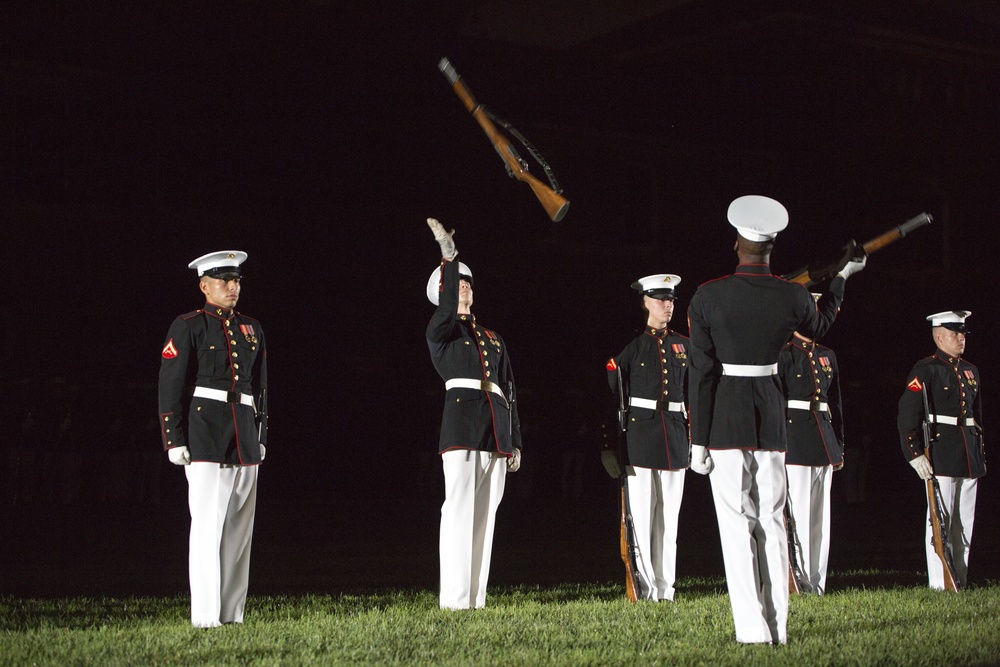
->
[483, 329, 501, 350]
[239, 323, 258, 345]
[818, 356, 832, 374]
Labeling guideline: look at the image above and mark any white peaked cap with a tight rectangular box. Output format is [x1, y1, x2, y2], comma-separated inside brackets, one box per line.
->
[728, 195, 788, 241]
[188, 250, 248, 276]
[426, 262, 473, 305]
[926, 310, 971, 331]
[631, 274, 681, 299]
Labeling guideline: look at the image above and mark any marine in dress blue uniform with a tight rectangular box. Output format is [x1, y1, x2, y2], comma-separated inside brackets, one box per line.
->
[158, 250, 267, 628]
[425, 218, 521, 610]
[606, 274, 689, 601]
[897, 310, 984, 589]
[779, 326, 845, 594]
[687, 195, 864, 644]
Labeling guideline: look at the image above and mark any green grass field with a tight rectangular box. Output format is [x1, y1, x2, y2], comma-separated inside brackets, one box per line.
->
[3, 575, 1000, 666]
[4, 464, 1000, 666]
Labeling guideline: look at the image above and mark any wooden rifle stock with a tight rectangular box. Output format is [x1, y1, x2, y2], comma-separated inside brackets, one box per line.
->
[784, 212, 932, 286]
[784, 490, 812, 594]
[921, 385, 962, 591]
[788, 563, 801, 596]
[927, 478, 961, 591]
[620, 480, 640, 602]
[615, 367, 643, 601]
[439, 58, 570, 222]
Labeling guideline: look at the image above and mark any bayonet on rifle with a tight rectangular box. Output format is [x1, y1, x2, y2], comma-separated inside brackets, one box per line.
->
[256, 387, 267, 445]
[616, 366, 628, 433]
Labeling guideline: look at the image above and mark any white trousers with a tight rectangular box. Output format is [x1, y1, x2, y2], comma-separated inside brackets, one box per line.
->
[185, 463, 258, 628]
[440, 450, 507, 610]
[710, 449, 788, 644]
[925, 476, 977, 590]
[785, 464, 833, 594]
[626, 466, 686, 601]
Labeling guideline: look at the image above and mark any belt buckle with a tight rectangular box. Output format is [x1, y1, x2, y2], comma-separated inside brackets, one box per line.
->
[810, 398, 822, 411]
[227, 390, 241, 404]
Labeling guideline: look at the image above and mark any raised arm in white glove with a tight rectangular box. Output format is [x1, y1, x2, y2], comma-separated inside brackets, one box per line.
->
[168, 446, 191, 466]
[909, 454, 934, 480]
[689, 445, 714, 475]
[427, 217, 457, 260]
[507, 448, 522, 472]
[837, 255, 867, 280]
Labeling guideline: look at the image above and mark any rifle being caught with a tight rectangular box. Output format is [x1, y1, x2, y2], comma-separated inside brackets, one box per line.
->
[783, 212, 932, 287]
[615, 368, 646, 602]
[438, 58, 570, 223]
[921, 385, 962, 591]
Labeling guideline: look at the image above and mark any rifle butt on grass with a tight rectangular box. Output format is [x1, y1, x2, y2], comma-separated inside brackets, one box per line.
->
[784, 490, 813, 594]
[921, 385, 961, 592]
[615, 367, 645, 601]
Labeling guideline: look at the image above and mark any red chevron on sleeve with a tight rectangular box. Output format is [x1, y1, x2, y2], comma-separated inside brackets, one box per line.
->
[606, 358, 617, 371]
[162, 338, 178, 359]
[907, 376, 922, 392]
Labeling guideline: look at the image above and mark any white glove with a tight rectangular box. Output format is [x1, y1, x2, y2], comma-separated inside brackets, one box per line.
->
[837, 255, 867, 280]
[601, 449, 623, 479]
[507, 448, 522, 472]
[909, 454, 934, 480]
[168, 446, 191, 466]
[260, 444, 266, 461]
[427, 217, 457, 260]
[689, 445, 714, 475]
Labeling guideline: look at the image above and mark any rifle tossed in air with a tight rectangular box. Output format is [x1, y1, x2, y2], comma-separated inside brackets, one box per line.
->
[921, 384, 962, 591]
[439, 58, 570, 223]
[783, 212, 932, 287]
[615, 367, 647, 602]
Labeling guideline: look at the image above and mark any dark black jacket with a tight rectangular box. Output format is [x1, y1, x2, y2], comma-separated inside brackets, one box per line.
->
[608, 327, 690, 470]
[897, 350, 984, 478]
[779, 338, 844, 466]
[426, 259, 521, 455]
[688, 263, 844, 450]
[158, 303, 267, 465]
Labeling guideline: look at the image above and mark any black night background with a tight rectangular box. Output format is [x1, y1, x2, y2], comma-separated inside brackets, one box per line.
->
[2, 2, 998, 596]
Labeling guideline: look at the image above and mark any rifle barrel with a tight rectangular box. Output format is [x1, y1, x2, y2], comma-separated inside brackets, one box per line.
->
[862, 212, 932, 255]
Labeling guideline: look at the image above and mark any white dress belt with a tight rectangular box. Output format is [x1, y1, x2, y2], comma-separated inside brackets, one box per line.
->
[722, 363, 778, 377]
[787, 399, 829, 412]
[629, 397, 686, 414]
[193, 386, 255, 407]
[445, 378, 505, 397]
[930, 414, 978, 427]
